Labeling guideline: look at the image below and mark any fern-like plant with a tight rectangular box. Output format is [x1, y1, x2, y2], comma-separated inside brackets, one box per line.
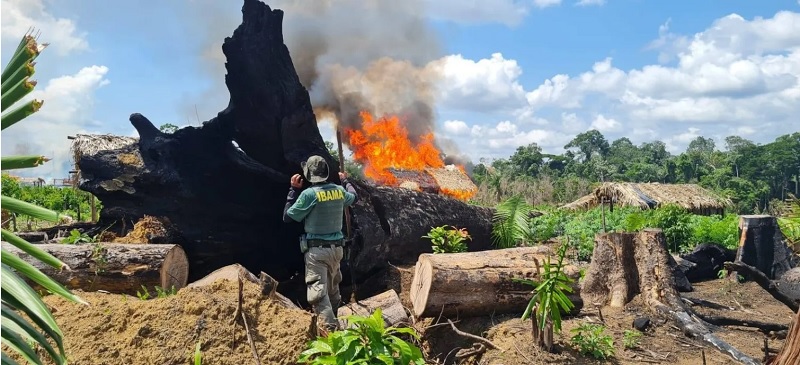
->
[1, 30, 87, 365]
[491, 195, 534, 248]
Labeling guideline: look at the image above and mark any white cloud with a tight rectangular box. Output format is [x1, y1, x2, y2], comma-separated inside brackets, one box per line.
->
[533, 0, 562, 9]
[590, 114, 621, 132]
[1, 66, 110, 179]
[435, 10, 800, 160]
[442, 120, 470, 136]
[576, 0, 606, 6]
[435, 53, 528, 112]
[519, 10, 800, 153]
[0, 0, 89, 56]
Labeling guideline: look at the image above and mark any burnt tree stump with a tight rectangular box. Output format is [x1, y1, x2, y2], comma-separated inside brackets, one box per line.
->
[72, 0, 494, 304]
[735, 215, 796, 280]
[581, 229, 760, 365]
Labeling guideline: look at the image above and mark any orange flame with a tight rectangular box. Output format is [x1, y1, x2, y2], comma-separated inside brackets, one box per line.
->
[345, 111, 477, 201]
[345, 111, 444, 185]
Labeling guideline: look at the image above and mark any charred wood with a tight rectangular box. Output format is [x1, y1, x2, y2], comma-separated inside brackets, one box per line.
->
[723, 261, 800, 313]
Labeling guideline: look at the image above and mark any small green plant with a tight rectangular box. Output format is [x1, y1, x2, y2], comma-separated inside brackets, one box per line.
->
[155, 285, 177, 298]
[622, 329, 642, 349]
[570, 322, 615, 360]
[137, 285, 176, 300]
[61, 229, 94, 244]
[137, 286, 151, 300]
[90, 241, 108, 274]
[298, 308, 425, 365]
[422, 225, 471, 253]
[717, 268, 728, 279]
[193, 339, 202, 365]
[513, 243, 574, 352]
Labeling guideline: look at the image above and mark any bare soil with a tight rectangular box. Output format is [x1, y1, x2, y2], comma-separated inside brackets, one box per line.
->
[29, 279, 313, 365]
[9, 262, 795, 365]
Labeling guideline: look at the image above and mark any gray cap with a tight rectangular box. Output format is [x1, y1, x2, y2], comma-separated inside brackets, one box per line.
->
[302, 155, 329, 183]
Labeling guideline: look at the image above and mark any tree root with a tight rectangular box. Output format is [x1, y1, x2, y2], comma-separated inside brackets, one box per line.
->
[724, 261, 800, 312]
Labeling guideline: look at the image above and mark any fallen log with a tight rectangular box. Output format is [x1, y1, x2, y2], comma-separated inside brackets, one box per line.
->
[2, 241, 188, 295]
[581, 229, 760, 365]
[677, 243, 737, 282]
[337, 290, 408, 328]
[723, 261, 800, 312]
[735, 215, 796, 280]
[409, 246, 583, 318]
[768, 308, 800, 365]
[69, 0, 494, 306]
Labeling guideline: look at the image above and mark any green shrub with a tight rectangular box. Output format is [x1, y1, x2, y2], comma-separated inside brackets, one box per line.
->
[647, 205, 693, 253]
[298, 309, 425, 364]
[570, 322, 615, 360]
[689, 214, 739, 249]
[422, 225, 471, 254]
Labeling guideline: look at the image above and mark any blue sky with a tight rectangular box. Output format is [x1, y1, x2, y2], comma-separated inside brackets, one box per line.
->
[2, 0, 799, 179]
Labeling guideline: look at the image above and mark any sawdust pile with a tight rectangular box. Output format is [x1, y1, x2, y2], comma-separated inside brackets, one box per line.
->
[113, 215, 169, 244]
[42, 279, 313, 365]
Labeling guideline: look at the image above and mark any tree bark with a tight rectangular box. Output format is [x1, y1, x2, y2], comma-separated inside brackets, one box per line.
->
[409, 246, 583, 318]
[735, 215, 796, 280]
[70, 0, 494, 306]
[582, 229, 760, 365]
[337, 290, 408, 328]
[2, 242, 189, 295]
[768, 308, 800, 365]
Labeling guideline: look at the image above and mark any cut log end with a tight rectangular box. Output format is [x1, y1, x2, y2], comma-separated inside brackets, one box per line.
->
[410, 257, 433, 318]
[161, 245, 190, 290]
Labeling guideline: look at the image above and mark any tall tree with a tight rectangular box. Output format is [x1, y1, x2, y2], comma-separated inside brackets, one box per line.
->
[509, 143, 544, 177]
[564, 130, 610, 163]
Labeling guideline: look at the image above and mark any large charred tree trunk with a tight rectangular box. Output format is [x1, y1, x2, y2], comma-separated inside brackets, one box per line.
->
[582, 229, 760, 365]
[74, 0, 493, 304]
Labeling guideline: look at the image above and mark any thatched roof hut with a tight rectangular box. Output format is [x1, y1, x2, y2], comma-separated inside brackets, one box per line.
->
[560, 182, 732, 215]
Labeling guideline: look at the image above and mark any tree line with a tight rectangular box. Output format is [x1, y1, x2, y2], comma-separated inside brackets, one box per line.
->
[468, 130, 800, 213]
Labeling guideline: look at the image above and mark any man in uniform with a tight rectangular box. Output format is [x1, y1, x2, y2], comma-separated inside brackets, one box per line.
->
[283, 155, 357, 331]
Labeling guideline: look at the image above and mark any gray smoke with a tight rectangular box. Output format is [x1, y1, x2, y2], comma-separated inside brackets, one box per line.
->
[273, 0, 444, 144]
[187, 0, 467, 159]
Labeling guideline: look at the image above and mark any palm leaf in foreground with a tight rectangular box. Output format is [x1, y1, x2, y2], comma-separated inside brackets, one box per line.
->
[1, 30, 85, 365]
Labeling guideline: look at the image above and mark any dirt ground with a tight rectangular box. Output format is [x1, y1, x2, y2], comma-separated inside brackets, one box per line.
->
[390, 263, 794, 365]
[8, 261, 795, 365]
[29, 280, 314, 365]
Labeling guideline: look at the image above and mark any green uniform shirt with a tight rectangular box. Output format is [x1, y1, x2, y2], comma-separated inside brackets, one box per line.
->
[286, 182, 356, 240]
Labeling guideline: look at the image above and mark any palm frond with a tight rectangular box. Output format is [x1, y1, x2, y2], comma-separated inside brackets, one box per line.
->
[491, 195, 533, 248]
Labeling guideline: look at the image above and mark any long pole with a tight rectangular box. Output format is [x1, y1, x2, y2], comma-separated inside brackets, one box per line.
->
[336, 129, 352, 240]
[336, 128, 357, 303]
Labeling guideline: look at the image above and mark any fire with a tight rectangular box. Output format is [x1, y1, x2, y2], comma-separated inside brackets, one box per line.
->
[345, 111, 477, 201]
[345, 111, 444, 185]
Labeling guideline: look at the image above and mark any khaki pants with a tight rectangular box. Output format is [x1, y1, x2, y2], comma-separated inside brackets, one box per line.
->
[304, 245, 344, 330]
